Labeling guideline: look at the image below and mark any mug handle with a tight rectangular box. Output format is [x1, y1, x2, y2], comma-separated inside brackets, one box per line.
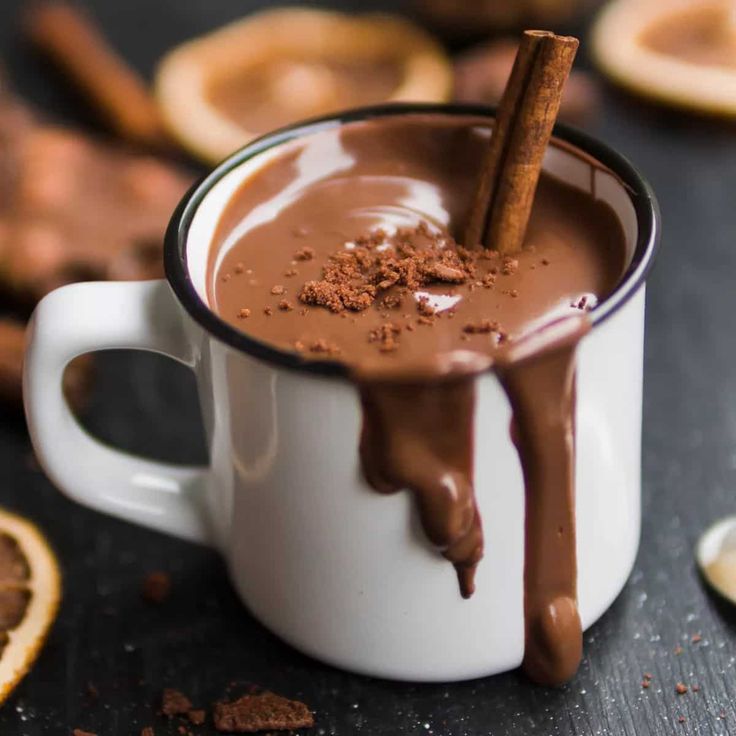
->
[24, 279, 212, 545]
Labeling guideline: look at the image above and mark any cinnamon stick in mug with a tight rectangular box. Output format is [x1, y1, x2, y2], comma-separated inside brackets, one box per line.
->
[464, 31, 578, 254]
[25, 2, 168, 149]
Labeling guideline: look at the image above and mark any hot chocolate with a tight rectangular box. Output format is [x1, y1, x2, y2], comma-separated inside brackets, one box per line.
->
[207, 112, 627, 685]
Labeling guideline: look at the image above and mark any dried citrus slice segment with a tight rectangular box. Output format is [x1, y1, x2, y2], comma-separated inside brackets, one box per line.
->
[154, 7, 452, 164]
[697, 516, 736, 604]
[0, 506, 60, 703]
[592, 0, 736, 117]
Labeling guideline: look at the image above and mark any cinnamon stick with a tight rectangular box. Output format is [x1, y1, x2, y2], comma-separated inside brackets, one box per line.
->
[464, 31, 578, 254]
[25, 2, 168, 149]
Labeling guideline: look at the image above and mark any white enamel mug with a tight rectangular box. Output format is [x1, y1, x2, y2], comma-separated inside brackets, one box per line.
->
[24, 105, 659, 682]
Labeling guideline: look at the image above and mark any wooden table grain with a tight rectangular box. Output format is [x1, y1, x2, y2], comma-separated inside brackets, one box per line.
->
[1, 1, 736, 734]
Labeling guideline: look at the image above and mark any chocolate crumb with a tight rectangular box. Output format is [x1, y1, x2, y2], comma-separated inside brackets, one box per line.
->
[263, 307, 273, 316]
[541, 258, 550, 266]
[382, 294, 403, 310]
[237, 309, 251, 319]
[310, 339, 339, 355]
[678, 715, 686, 723]
[299, 279, 374, 313]
[675, 683, 688, 695]
[162, 688, 193, 717]
[278, 300, 294, 311]
[188, 710, 206, 725]
[141, 571, 171, 604]
[641, 680, 650, 689]
[368, 323, 402, 353]
[424, 263, 466, 283]
[416, 296, 436, 317]
[213, 691, 314, 733]
[643, 673, 653, 681]
[463, 319, 499, 335]
[270, 285, 285, 295]
[234, 263, 244, 274]
[294, 246, 315, 261]
[221, 273, 231, 282]
[692, 633, 702, 643]
[284, 268, 298, 277]
[501, 257, 519, 275]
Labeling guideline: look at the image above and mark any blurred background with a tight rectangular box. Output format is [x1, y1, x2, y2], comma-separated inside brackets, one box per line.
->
[1, 0, 621, 466]
[1, 0, 736, 734]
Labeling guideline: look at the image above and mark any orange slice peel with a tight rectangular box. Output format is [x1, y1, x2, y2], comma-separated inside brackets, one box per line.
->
[592, 0, 736, 117]
[0, 506, 61, 704]
[154, 7, 453, 164]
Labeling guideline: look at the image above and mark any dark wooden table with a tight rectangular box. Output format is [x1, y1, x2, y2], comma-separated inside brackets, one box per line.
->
[2, 1, 736, 734]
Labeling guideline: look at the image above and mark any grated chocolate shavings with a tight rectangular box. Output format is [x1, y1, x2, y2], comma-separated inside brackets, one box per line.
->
[294, 246, 315, 261]
[369, 323, 402, 353]
[162, 689, 193, 717]
[501, 257, 519, 275]
[309, 339, 340, 355]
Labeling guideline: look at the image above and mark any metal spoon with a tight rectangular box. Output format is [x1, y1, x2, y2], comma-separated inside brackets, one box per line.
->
[697, 516, 736, 604]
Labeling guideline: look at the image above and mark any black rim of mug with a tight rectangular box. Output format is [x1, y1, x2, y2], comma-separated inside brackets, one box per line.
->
[164, 102, 661, 377]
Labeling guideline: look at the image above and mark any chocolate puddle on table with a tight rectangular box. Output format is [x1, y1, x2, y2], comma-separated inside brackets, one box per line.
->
[207, 113, 627, 684]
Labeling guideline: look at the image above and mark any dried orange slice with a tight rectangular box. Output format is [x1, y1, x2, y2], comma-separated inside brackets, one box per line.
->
[592, 0, 736, 117]
[0, 506, 60, 703]
[697, 516, 736, 604]
[154, 7, 452, 164]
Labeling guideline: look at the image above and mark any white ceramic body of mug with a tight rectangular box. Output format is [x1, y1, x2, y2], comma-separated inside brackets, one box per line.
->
[24, 105, 659, 682]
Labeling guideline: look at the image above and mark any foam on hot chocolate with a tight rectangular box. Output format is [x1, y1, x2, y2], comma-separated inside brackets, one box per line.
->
[207, 114, 627, 685]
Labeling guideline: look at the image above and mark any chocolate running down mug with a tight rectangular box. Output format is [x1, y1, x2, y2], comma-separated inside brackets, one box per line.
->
[24, 105, 659, 682]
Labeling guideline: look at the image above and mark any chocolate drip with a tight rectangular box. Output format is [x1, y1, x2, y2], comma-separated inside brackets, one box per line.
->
[358, 377, 483, 598]
[208, 114, 628, 685]
[498, 317, 589, 685]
